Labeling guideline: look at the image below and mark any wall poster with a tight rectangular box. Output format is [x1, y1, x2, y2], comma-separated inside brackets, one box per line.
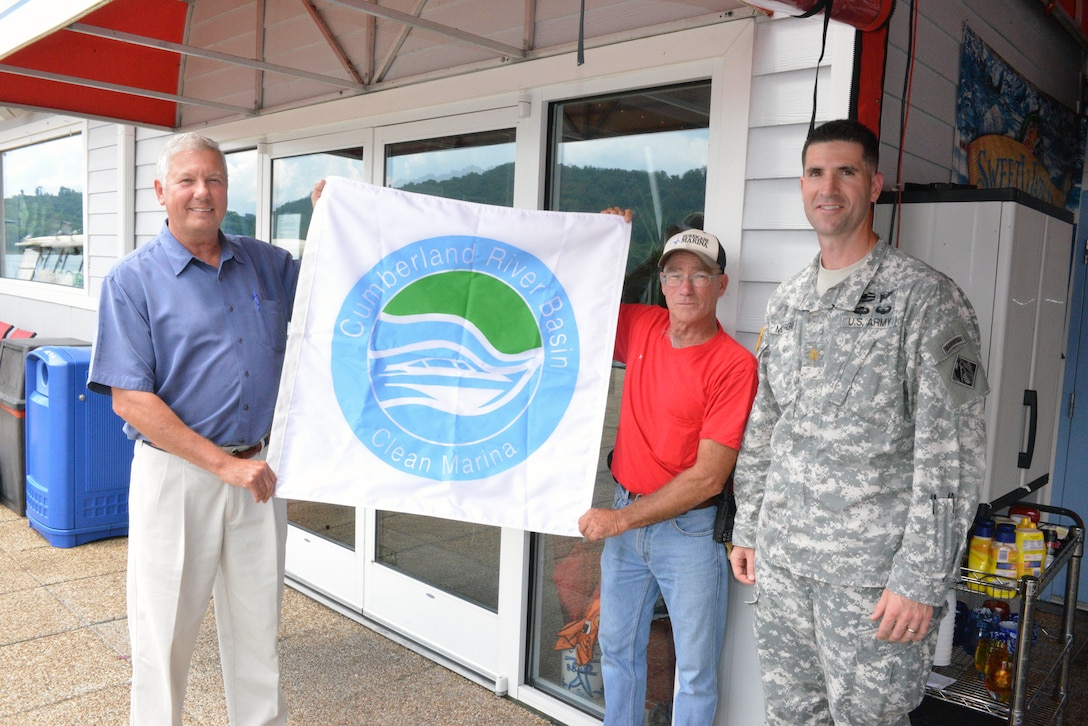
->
[953, 24, 1086, 212]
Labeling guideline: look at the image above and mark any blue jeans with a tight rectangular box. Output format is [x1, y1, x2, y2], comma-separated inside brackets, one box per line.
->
[599, 484, 729, 726]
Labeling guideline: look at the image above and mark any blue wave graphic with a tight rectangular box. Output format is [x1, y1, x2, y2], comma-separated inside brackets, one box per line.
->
[372, 312, 543, 417]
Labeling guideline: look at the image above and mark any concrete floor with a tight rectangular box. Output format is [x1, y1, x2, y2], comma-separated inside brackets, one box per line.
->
[0, 504, 551, 725]
[4, 496, 1086, 726]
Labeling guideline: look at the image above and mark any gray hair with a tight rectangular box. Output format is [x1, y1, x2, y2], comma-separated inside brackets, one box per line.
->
[156, 133, 228, 184]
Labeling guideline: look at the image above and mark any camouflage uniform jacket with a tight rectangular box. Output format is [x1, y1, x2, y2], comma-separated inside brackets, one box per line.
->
[732, 240, 988, 606]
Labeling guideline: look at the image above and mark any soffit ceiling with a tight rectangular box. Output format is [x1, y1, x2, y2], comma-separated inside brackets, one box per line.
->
[0, 0, 752, 130]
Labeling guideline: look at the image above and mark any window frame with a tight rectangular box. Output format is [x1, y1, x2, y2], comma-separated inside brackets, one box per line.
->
[219, 145, 261, 241]
[515, 53, 750, 719]
[0, 118, 90, 305]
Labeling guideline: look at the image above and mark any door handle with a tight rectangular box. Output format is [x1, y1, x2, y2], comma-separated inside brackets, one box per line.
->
[1018, 389, 1038, 469]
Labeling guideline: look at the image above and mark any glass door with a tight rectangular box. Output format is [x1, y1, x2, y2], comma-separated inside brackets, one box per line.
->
[270, 144, 367, 606]
[363, 115, 517, 677]
[529, 82, 713, 722]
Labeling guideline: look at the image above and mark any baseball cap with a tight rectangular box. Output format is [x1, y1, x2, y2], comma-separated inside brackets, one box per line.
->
[659, 229, 726, 271]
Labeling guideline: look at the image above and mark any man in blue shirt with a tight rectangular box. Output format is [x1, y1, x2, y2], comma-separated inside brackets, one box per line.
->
[89, 133, 299, 725]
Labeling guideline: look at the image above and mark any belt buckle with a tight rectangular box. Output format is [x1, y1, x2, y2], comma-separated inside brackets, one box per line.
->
[226, 434, 269, 459]
[232, 444, 259, 459]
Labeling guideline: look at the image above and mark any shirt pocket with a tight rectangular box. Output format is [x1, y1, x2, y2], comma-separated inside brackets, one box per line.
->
[925, 495, 958, 574]
[762, 327, 799, 410]
[653, 410, 701, 472]
[255, 298, 288, 353]
[826, 329, 908, 437]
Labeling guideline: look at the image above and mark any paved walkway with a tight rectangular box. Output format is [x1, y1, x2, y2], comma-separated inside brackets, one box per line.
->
[5, 499, 1086, 726]
[0, 504, 551, 725]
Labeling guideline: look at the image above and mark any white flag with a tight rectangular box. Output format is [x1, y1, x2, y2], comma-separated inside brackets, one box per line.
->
[269, 179, 630, 536]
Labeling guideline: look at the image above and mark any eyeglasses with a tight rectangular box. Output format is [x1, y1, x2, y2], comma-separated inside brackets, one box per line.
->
[660, 271, 721, 288]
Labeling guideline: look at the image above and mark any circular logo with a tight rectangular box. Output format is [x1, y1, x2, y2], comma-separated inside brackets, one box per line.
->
[332, 235, 579, 480]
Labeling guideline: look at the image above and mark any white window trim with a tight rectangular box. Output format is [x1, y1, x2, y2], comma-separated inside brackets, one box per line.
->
[0, 116, 90, 306]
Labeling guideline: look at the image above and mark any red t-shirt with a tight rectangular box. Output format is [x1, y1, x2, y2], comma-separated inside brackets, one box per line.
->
[610, 304, 759, 495]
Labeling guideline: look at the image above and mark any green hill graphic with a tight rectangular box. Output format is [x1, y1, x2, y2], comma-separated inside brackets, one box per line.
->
[384, 271, 541, 355]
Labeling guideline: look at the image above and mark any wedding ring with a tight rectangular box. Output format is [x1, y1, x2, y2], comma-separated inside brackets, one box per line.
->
[906, 628, 917, 634]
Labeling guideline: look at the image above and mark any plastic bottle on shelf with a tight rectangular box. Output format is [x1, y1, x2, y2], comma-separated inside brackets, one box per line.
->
[966, 518, 994, 592]
[1014, 516, 1046, 577]
[1043, 528, 1058, 569]
[984, 638, 1014, 703]
[974, 633, 997, 673]
[1008, 505, 1040, 526]
[986, 522, 1018, 597]
[932, 590, 957, 666]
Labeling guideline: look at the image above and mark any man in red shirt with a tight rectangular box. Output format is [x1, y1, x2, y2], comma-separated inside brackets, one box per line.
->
[580, 216, 759, 725]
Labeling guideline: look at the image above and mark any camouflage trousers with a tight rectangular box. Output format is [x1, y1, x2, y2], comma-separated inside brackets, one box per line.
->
[752, 558, 942, 725]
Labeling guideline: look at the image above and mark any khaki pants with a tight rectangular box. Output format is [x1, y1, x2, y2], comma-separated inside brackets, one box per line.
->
[127, 441, 287, 726]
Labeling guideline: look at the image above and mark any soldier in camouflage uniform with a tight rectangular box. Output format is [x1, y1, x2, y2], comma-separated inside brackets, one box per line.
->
[728, 119, 988, 725]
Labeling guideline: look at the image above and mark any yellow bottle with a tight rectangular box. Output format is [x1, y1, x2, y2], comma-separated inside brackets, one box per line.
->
[1014, 516, 1046, 577]
[966, 519, 994, 592]
[987, 523, 1018, 597]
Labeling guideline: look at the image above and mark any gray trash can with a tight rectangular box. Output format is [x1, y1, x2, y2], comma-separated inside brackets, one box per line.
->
[0, 337, 88, 515]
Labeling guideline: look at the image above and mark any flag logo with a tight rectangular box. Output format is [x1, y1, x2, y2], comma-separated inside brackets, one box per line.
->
[331, 235, 579, 480]
[270, 179, 630, 535]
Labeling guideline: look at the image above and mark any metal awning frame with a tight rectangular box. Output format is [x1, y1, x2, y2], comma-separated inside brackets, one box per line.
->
[1, 0, 539, 123]
[0, 62, 257, 117]
[0, 1, 760, 129]
[67, 21, 367, 92]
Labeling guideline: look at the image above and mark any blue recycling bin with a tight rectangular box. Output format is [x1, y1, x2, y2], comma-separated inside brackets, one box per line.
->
[24, 346, 134, 547]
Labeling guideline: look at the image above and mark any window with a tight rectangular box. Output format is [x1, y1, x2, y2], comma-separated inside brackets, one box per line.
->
[224, 148, 258, 238]
[271, 148, 364, 258]
[530, 81, 711, 720]
[273, 146, 365, 550]
[385, 129, 515, 206]
[548, 83, 711, 307]
[1, 134, 84, 287]
[373, 128, 516, 612]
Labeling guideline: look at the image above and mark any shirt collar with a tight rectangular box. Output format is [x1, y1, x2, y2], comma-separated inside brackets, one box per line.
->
[781, 238, 891, 312]
[158, 221, 241, 276]
[827, 238, 890, 311]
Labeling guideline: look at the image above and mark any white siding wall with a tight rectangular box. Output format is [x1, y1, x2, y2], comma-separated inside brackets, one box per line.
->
[133, 129, 171, 249]
[735, 14, 857, 351]
[85, 122, 120, 305]
[0, 296, 96, 341]
[879, 0, 1083, 187]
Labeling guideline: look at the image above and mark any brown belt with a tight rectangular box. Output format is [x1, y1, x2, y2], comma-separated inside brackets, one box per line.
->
[690, 496, 719, 511]
[620, 485, 718, 511]
[227, 439, 268, 459]
[145, 435, 269, 459]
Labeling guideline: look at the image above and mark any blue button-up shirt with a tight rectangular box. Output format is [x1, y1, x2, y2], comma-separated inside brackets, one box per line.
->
[89, 221, 300, 447]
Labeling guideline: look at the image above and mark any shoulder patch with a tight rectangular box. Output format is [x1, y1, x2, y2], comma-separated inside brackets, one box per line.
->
[951, 355, 980, 389]
[925, 319, 989, 406]
[942, 334, 967, 356]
